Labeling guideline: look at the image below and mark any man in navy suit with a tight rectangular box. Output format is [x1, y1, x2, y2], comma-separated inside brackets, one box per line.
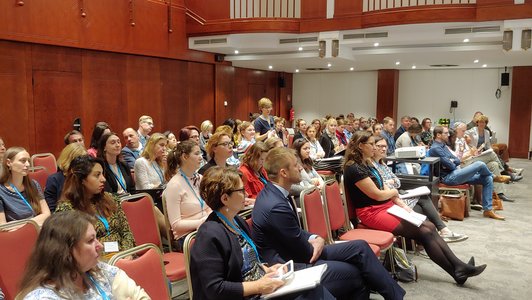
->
[252, 147, 405, 300]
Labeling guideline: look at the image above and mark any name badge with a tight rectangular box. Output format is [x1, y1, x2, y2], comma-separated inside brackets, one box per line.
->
[104, 241, 119, 253]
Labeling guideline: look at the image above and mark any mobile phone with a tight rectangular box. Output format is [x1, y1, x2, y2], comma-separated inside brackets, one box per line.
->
[274, 260, 294, 281]
[478, 143, 485, 151]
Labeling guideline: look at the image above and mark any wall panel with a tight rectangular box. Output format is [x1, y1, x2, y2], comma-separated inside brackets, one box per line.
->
[160, 59, 189, 131]
[187, 62, 215, 125]
[508, 66, 532, 158]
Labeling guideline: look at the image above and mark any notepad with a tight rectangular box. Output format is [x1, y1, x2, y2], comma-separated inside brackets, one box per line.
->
[387, 204, 427, 227]
[262, 264, 328, 299]
[398, 186, 431, 199]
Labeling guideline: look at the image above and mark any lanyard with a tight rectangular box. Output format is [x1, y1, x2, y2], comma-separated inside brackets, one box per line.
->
[179, 170, 205, 212]
[151, 162, 164, 184]
[9, 184, 34, 213]
[258, 171, 267, 185]
[96, 214, 110, 236]
[109, 164, 127, 191]
[215, 211, 261, 263]
[86, 273, 110, 300]
[368, 167, 383, 190]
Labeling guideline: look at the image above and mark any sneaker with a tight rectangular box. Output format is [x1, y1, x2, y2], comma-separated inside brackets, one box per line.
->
[440, 231, 469, 243]
[471, 204, 483, 211]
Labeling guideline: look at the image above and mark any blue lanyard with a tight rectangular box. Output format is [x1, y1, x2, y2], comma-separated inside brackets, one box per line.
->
[151, 162, 164, 184]
[258, 171, 267, 185]
[86, 273, 110, 300]
[109, 164, 127, 191]
[9, 184, 34, 214]
[215, 211, 261, 263]
[179, 170, 205, 211]
[369, 167, 383, 190]
[96, 214, 110, 236]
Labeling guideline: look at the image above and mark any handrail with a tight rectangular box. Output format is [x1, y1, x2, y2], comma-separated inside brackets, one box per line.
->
[363, 0, 476, 12]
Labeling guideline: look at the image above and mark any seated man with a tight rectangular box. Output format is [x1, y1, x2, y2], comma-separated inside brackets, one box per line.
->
[63, 130, 85, 146]
[430, 126, 505, 220]
[122, 128, 143, 170]
[252, 147, 405, 300]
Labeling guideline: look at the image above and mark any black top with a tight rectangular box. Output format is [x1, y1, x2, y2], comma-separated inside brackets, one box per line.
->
[254, 116, 274, 135]
[344, 163, 389, 209]
[319, 134, 335, 158]
[103, 160, 135, 194]
[198, 158, 219, 175]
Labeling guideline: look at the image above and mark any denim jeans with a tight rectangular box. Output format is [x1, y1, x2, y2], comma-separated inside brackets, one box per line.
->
[442, 161, 494, 211]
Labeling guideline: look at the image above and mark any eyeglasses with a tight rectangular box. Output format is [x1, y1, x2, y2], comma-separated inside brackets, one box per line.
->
[229, 188, 246, 195]
[217, 141, 234, 148]
[376, 145, 387, 149]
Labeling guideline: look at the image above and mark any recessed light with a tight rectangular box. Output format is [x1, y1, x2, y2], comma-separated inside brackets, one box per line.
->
[298, 46, 303, 51]
[234, 50, 239, 54]
[268, 65, 273, 69]
[463, 38, 470, 43]
[349, 67, 354, 71]
[395, 61, 400, 65]
[474, 59, 479, 63]
[412, 65, 416, 69]
[295, 69, 299, 73]
[327, 63, 332, 67]
[482, 64, 487, 68]
[374, 42, 379, 47]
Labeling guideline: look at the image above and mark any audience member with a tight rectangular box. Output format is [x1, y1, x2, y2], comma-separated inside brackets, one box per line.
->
[420, 118, 433, 146]
[394, 115, 411, 141]
[239, 142, 269, 199]
[254, 98, 276, 142]
[137, 115, 154, 148]
[292, 139, 324, 190]
[352, 118, 360, 131]
[87, 122, 111, 157]
[17, 211, 148, 299]
[98, 133, 135, 196]
[305, 126, 325, 160]
[369, 117, 378, 127]
[0, 147, 51, 226]
[344, 119, 355, 140]
[430, 126, 505, 220]
[45, 143, 87, 211]
[359, 116, 369, 129]
[198, 132, 233, 175]
[274, 117, 288, 146]
[294, 118, 307, 141]
[56, 155, 135, 258]
[63, 130, 85, 146]
[121, 128, 143, 170]
[164, 130, 178, 151]
[252, 147, 405, 299]
[199, 120, 213, 155]
[311, 118, 323, 137]
[264, 135, 284, 150]
[222, 118, 240, 146]
[381, 117, 396, 156]
[372, 123, 383, 137]
[236, 121, 256, 157]
[335, 118, 348, 145]
[395, 123, 423, 149]
[319, 118, 344, 158]
[410, 117, 420, 126]
[134, 133, 167, 189]
[0, 136, 6, 164]
[164, 141, 211, 251]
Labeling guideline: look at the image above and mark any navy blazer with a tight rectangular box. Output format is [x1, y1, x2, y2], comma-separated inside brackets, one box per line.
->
[252, 182, 314, 265]
[121, 146, 141, 170]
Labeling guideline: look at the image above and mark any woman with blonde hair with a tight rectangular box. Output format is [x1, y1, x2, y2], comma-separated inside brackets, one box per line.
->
[319, 118, 344, 158]
[134, 133, 168, 189]
[0, 147, 51, 225]
[199, 132, 234, 175]
[44, 143, 87, 211]
[236, 121, 256, 157]
[254, 97, 276, 142]
[199, 120, 213, 156]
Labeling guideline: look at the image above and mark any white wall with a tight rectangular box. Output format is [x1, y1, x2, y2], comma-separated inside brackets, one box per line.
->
[293, 68, 512, 144]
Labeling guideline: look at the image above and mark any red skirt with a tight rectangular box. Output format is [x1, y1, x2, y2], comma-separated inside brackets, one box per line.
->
[356, 201, 400, 232]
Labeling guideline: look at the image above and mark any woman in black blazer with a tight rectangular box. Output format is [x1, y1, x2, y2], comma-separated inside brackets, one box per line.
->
[98, 132, 135, 195]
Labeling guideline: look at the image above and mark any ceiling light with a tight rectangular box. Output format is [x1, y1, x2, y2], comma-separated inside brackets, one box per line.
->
[298, 46, 303, 51]
[295, 69, 299, 73]
[349, 67, 354, 71]
[463, 38, 470, 43]
[234, 50, 239, 54]
[482, 64, 487, 68]
[374, 42, 379, 47]
[268, 65, 273, 69]
[395, 61, 400, 65]
[327, 63, 332, 67]
[412, 65, 416, 69]
[474, 59, 479, 63]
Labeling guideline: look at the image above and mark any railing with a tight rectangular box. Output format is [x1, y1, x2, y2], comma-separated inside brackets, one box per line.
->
[363, 0, 476, 12]
[230, 0, 300, 19]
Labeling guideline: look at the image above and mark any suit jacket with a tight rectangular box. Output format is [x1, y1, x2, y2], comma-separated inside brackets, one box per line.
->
[252, 182, 314, 264]
[121, 146, 141, 170]
[103, 160, 135, 194]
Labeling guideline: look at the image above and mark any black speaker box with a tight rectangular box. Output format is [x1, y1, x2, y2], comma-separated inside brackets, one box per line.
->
[501, 73, 510, 86]
[278, 77, 286, 88]
[215, 54, 225, 62]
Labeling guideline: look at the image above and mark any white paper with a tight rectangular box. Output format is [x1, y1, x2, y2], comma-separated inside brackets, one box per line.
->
[387, 205, 427, 227]
[263, 264, 328, 299]
[398, 186, 431, 199]
[104, 241, 119, 253]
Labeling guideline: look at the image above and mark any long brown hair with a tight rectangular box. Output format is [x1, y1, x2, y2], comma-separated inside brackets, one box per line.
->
[165, 140, 197, 182]
[0, 147, 42, 214]
[344, 130, 373, 169]
[59, 155, 117, 218]
[292, 138, 313, 172]
[241, 142, 269, 172]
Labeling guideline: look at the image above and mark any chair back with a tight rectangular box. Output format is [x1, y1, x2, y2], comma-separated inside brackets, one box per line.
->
[161, 195, 176, 252]
[109, 243, 171, 300]
[27, 166, 49, 189]
[0, 220, 39, 299]
[183, 231, 197, 300]
[300, 187, 330, 242]
[288, 133, 295, 148]
[322, 179, 350, 231]
[340, 179, 359, 228]
[120, 193, 163, 249]
[30, 153, 57, 174]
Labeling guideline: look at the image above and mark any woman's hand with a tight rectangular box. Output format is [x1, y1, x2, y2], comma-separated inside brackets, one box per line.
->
[244, 197, 255, 206]
[255, 272, 285, 295]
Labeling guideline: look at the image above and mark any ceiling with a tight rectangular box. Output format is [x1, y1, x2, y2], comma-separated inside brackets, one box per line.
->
[188, 19, 532, 73]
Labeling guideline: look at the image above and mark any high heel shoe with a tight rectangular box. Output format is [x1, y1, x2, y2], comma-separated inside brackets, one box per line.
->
[454, 264, 487, 285]
[467, 256, 475, 266]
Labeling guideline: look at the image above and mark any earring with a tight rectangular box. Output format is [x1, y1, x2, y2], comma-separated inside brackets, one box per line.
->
[225, 207, 229, 212]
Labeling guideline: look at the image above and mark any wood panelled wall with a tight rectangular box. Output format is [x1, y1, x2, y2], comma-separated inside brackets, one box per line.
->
[0, 40, 291, 157]
[508, 66, 532, 159]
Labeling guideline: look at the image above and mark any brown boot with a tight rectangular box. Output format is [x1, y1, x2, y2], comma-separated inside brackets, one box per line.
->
[483, 210, 505, 220]
[493, 175, 511, 184]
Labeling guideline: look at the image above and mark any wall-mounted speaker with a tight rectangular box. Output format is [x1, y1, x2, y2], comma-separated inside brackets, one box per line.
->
[501, 72, 510, 86]
[522, 29, 531, 50]
[502, 30, 513, 51]
[450, 101, 458, 108]
[278, 77, 286, 88]
[215, 54, 225, 62]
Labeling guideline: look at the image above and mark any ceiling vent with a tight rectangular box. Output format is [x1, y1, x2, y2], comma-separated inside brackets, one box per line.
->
[430, 64, 459, 67]
[445, 26, 500, 35]
[306, 67, 330, 71]
[279, 37, 318, 44]
[344, 32, 388, 40]
[193, 38, 228, 45]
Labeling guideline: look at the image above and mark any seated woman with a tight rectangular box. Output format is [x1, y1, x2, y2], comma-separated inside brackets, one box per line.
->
[372, 123, 383, 138]
[264, 135, 284, 150]
[344, 131, 486, 285]
[191, 166, 334, 300]
[198, 132, 234, 175]
[236, 121, 256, 157]
[199, 120, 213, 156]
[292, 139, 324, 191]
[305, 126, 325, 160]
[45, 143, 87, 211]
[87, 122, 111, 157]
[0, 147, 51, 226]
[98, 133, 135, 196]
[239, 142, 269, 199]
[319, 118, 344, 158]
[164, 130, 178, 151]
[163, 141, 211, 251]
[293, 118, 307, 141]
[17, 210, 148, 299]
[372, 136, 467, 243]
[0, 136, 6, 164]
[274, 117, 289, 147]
[134, 133, 167, 189]
[56, 155, 135, 259]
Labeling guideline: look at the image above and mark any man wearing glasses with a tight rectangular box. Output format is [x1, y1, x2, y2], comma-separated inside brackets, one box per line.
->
[430, 126, 505, 220]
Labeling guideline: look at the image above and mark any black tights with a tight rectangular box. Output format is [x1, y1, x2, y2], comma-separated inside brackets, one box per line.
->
[392, 220, 468, 278]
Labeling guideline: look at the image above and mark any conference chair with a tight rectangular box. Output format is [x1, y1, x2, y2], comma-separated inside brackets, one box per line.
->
[183, 231, 197, 300]
[30, 153, 57, 174]
[27, 166, 49, 190]
[0, 220, 39, 300]
[109, 243, 171, 300]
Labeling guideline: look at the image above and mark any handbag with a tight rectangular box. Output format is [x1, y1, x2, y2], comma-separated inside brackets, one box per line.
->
[492, 192, 504, 211]
[384, 247, 418, 283]
[439, 192, 466, 221]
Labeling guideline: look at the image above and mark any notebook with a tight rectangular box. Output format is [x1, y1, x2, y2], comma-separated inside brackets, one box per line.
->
[263, 264, 328, 299]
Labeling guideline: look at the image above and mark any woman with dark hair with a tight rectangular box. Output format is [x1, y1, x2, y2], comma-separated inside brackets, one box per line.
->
[305, 126, 324, 160]
[239, 142, 269, 199]
[164, 130, 178, 151]
[292, 139, 324, 190]
[343, 130, 486, 285]
[56, 155, 135, 259]
[420, 118, 433, 146]
[0, 147, 50, 226]
[372, 123, 383, 138]
[0, 136, 6, 164]
[87, 122, 111, 157]
[178, 126, 201, 144]
[311, 119, 322, 138]
[163, 140, 211, 251]
[191, 166, 334, 300]
[97, 132, 135, 196]
[17, 211, 148, 299]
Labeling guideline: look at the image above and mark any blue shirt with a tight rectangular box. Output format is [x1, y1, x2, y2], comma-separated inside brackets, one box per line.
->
[429, 140, 460, 178]
[381, 130, 396, 156]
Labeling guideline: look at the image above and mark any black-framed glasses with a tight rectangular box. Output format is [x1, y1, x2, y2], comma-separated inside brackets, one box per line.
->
[217, 141, 234, 148]
[363, 142, 375, 146]
[229, 188, 246, 195]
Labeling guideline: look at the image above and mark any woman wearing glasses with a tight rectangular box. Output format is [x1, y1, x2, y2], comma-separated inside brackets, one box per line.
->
[198, 132, 234, 175]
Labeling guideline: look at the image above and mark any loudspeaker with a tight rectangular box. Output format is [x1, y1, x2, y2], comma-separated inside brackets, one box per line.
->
[522, 29, 531, 50]
[450, 101, 458, 108]
[502, 30, 513, 51]
[215, 54, 225, 62]
[278, 77, 285, 88]
[501, 73, 510, 86]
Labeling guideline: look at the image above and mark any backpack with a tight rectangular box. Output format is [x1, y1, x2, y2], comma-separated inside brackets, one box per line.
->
[384, 246, 418, 283]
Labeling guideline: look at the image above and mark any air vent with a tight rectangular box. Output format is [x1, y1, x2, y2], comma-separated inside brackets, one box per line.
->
[306, 67, 330, 71]
[279, 37, 318, 44]
[344, 32, 388, 40]
[430, 64, 459, 67]
[193, 38, 228, 45]
[445, 26, 500, 35]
